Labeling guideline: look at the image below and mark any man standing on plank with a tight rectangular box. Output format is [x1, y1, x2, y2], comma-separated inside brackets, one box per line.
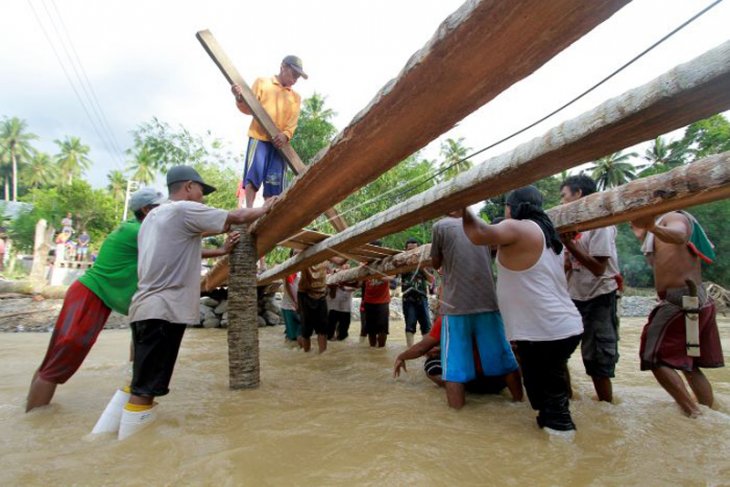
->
[231, 55, 307, 208]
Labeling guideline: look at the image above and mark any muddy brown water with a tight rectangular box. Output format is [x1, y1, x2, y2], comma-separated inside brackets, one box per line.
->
[1, 319, 729, 486]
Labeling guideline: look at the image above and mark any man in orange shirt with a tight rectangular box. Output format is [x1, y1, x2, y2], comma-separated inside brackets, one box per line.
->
[231, 56, 307, 208]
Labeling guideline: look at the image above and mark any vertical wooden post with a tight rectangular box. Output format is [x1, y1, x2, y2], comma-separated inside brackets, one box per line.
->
[227, 223, 260, 389]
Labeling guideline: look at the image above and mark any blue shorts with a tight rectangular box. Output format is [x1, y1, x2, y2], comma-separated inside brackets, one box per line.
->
[243, 138, 286, 197]
[441, 311, 519, 383]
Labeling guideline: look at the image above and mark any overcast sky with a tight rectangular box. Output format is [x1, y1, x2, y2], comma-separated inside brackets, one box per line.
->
[2, 0, 729, 191]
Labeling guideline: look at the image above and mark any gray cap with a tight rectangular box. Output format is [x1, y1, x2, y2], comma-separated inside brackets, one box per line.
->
[129, 187, 166, 211]
[166, 165, 217, 195]
[282, 55, 308, 79]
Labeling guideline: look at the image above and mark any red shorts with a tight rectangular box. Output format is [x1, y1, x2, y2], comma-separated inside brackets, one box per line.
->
[640, 287, 724, 372]
[37, 281, 112, 384]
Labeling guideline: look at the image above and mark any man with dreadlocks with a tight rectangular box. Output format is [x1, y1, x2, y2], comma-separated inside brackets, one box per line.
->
[462, 186, 583, 432]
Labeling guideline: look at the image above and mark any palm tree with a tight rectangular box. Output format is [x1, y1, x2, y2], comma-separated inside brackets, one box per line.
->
[588, 150, 639, 190]
[55, 136, 91, 185]
[0, 117, 38, 201]
[439, 137, 472, 181]
[301, 92, 335, 121]
[639, 136, 683, 177]
[23, 152, 58, 189]
[127, 146, 158, 184]
[107, 169, 127, 218]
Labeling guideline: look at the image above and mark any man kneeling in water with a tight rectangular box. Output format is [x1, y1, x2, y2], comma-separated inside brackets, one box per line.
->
[393, 316, 509, 398]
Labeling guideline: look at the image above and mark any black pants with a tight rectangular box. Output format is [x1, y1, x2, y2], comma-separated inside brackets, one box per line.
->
[130, 319, 187, 397]
[515, 334, 581, 431]
[328, 310, 351, 340]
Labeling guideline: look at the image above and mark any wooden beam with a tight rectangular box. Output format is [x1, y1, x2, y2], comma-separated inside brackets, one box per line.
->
[249, 0, 630, 253]
[257, 41, 730, 285]
[327, 244, 433, 286]
[547, 151, 730, 231]
[200, 230, 399, 292]
[328, 152, 730, 284]
[196, 30, 347, 232]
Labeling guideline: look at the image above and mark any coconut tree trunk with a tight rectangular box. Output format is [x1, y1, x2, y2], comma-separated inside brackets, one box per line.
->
[227, 223, 259, 389]
[4, 176, 9, 201]
[11, 148, 17, 202]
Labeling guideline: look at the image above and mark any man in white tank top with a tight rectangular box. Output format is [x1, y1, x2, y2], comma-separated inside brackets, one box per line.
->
[462, 186, 583, 432]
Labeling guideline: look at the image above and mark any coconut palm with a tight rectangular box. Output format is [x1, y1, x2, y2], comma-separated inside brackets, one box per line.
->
[106, 169, 127, 218]
[127, 145, 158, 184]
[639, 137, 682, 177]
[55, 136, 91, 185]
[0, 117, 38, 201]
[23, 152, 58, 189]
[588, 150, 639, 190]
[439, 137, 472, 181]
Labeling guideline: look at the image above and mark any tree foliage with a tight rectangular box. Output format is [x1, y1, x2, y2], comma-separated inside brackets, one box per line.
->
[290, 92, 337, 165]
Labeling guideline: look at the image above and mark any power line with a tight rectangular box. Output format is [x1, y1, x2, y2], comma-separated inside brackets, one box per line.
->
[26, 0, 126, 169]
[48, 0, 127, 165]
[388, 0, 725, 202]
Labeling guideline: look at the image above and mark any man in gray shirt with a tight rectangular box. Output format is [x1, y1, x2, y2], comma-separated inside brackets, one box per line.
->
[117, 165, 273, 440]
[560, 175, 620, 403]
[430, 211, 522, 409]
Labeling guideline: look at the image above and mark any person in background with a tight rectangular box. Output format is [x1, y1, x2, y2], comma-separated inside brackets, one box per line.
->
[399, 237, 434, 347]
[281, 249, 302, 347]
[327, 263, 357, 340]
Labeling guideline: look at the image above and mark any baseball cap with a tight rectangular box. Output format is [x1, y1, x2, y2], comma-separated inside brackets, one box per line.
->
[282, 55, 308, 79]
[166, 165, 217, 195]
[129, 187, 166, 211]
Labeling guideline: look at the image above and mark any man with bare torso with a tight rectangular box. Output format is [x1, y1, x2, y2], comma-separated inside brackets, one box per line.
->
[632, 210, 724, 416]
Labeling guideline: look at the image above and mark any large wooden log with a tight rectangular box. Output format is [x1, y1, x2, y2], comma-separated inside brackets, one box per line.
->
[547, 151, 730, 231]
[327, 244, 433, 286]
[327, 152, 730, 284]
[249, 0, 630, 253]
[257, 41, 730, 285]
[196, 30, 347, 232]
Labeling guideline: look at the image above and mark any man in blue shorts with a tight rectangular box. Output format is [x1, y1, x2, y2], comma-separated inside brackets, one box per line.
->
[430, 211, 523, 409]
[231, 55, 307, 208]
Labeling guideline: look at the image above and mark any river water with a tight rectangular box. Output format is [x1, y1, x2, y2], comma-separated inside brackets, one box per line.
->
[1, 318, 729, 486]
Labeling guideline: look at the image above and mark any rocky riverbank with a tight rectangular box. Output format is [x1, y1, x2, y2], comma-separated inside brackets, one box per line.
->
[0, 291, 665, 333]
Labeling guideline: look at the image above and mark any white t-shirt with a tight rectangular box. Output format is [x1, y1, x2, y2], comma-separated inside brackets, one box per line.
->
[129, 200, 228, 325]
[565, 226, 619, 301]
[327, 285, 355, 313]
[281, 273, 300, 311]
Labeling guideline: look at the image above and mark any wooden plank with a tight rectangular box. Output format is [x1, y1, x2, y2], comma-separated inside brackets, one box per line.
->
[256, 41, 730, 285]
[196, 30, 347, 232]
[328, 152, 730, 284]
[249, 0, 630, 253]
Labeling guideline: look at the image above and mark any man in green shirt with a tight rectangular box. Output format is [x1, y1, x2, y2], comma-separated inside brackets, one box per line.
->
[26, 188, 165, 412]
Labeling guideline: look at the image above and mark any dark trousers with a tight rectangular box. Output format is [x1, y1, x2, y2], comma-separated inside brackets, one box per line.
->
[328, 310, 352, 340]
[130, 319, 187, 398]
[403, 298, 431, 334]
[515, 334, 581, 431]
